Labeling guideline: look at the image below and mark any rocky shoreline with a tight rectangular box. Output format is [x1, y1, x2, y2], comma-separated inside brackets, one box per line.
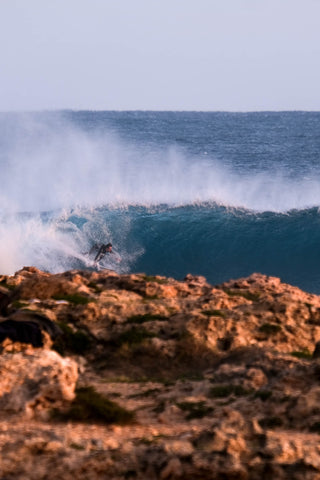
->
[1, 266, 320, 479]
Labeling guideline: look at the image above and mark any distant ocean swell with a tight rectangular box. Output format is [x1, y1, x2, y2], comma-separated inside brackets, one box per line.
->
[1, 112, 320, 293]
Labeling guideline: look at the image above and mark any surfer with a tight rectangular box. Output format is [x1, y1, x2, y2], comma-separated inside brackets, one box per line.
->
[88, 242, 113, 263]
[87, 242, 121, 268]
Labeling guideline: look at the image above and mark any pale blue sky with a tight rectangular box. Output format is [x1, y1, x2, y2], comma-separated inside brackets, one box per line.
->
[1, 0, 320, 111]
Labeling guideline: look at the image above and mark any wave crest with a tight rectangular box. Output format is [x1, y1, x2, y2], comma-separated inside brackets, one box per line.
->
[0, 112, 320, 213]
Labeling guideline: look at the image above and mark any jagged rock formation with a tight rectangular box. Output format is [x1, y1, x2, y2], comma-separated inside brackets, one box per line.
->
[1, 267, 320, 478]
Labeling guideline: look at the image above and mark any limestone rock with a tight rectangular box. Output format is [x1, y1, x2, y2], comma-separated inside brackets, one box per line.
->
[1, 268, 320, 478]
[0, 348, 78, 415]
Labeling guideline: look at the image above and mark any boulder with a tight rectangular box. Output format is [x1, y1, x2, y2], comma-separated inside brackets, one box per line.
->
[0, 348, 78, 416]
[0, 310, 62, 348]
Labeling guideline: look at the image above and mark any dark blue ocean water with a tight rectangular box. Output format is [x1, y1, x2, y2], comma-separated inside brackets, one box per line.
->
[1, 111, 320, 293]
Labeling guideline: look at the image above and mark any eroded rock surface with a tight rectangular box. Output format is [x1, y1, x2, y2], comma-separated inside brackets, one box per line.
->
[0, 267, 320, 478]
[0, 344, 78, 416]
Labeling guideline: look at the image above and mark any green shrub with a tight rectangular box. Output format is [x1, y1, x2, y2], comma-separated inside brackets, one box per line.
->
[0, 280, 15, 291]
[201, 310, 226, 318]
[114, 327, 156, 347]
[176, 401, 214, 420]
[259, 323, 282, 335]
[223, 289, 260, 302]
[52, 293, 93, 305]
[142, 275, 168, 285]
[127, 313, 168, 324]
[70, 442, 85, 450]
[11, 300, 29, 309]
[57, 386, 134, 424]
[52, 322, 92, 355]
[290, 350, 312, 359]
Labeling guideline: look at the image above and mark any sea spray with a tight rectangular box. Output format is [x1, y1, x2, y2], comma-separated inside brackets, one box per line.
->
[1, 112, 320, 212]
[0, 111, 320, 293]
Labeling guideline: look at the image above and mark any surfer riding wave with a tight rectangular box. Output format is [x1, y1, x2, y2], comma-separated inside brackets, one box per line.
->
[87, 242, 121, 269]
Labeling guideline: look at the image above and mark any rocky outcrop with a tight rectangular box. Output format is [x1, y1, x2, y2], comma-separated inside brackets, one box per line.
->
[0, 343, 78, 417]
[1, 267, 320, 478]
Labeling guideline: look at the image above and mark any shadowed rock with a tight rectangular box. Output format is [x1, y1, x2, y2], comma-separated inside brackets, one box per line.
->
[8, 310, 62, 340]
[313, 341, 320, 359]
[0, 285, 12, 315]
[0, 320, 44, 347]
[0, 311, 62, 348]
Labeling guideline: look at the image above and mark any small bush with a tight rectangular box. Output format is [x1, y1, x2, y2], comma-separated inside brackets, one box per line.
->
[202, 310, 226, 318]
[52, 322, 92, 355]
[176, 401, 214, 420]
[11, 300, 29, 309]
[223, 289, 260, 302]
[209, 384, 251, 398]
[290, 350, 312, 359]
[259, 323, 282, 335]
[56, 386, 134, 424]
[142, 275, 168, 285]
[52, 293, 93, 305]
[70, 442, 85, 450]
[113, 327, 156, 347]
[126, 313, 168, 324]
[0, 280, 15, 291]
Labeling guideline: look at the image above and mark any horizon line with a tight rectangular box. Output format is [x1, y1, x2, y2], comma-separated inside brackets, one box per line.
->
[1, 108, 320, 114]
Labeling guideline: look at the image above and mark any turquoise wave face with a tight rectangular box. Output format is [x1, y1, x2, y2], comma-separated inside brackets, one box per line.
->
[1, 195, 320, 293]
[58, 204, 320, 294]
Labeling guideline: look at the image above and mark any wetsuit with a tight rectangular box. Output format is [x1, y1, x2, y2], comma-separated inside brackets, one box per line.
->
[89, 244, 112, 263]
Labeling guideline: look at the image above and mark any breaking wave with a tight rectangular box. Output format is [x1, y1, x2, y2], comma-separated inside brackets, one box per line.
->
[1, 112, 320, 293]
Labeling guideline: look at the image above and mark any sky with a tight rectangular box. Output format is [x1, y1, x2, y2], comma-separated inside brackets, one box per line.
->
[1, 0, 320, 111]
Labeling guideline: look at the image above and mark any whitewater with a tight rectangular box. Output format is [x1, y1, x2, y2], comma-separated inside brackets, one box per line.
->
[1, 111, 320, 293]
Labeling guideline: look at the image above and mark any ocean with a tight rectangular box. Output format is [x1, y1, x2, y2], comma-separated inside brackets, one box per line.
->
[1, 111, 320, 293]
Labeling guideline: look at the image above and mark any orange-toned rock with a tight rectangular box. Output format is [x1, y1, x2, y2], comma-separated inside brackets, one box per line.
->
[1, 268, 320, 478]
[0, 348, 78, 416]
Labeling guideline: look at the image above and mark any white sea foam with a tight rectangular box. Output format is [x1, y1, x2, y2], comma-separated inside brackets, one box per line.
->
[0, 112, 319, 214]
[0, 210, 138, 275]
